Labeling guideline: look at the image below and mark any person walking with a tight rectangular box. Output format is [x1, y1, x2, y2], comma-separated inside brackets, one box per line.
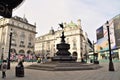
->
[1, 60, 7, 78]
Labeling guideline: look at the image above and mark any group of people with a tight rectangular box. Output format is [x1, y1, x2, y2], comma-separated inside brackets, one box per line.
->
[10, 53, 37, 62]
[37, 56, 48, 63]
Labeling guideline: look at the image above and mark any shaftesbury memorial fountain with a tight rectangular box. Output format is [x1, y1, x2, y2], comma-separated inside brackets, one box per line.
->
[52, 23, 76, 61]
[27, 23, 101, 71]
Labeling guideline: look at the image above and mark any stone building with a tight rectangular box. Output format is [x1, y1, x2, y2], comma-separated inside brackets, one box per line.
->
[0, 16, 36, 60]
[35, 19, 92, 61]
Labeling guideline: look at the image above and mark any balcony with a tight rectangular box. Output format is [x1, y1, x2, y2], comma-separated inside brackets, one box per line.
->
[27, 45, 34, 48]
[11, 43, 17, 46]
[19, 45, 25, 47]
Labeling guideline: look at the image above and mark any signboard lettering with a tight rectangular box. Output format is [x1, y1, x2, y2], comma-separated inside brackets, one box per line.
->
[0, 2, 12, 18]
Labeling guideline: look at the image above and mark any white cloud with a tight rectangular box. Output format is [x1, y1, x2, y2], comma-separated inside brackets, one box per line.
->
[12, 0, 120, 41]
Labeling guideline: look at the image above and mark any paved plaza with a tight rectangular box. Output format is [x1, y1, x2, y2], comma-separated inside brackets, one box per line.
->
[0, 62, 120, 80]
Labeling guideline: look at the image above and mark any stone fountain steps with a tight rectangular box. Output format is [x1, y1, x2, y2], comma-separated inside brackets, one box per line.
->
[26, 62, 102, 71]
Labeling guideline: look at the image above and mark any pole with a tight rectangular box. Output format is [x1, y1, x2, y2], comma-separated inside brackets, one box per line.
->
[106, 21, 115, 71]
[93, 41, 95, 63]
[85, 43, 87, 63]
[1, 48, 4, 60]
[80, 36, 84, 62]
[7, 31, 12, 69]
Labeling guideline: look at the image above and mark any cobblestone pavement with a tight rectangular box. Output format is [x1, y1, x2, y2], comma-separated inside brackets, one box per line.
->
[0, 62, 120, 80]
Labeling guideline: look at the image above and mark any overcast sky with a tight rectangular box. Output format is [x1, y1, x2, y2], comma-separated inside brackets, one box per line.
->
[12, 0, 120, 42]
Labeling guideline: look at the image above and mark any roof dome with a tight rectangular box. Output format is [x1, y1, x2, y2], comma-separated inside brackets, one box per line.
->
[67, 21, 77, 27]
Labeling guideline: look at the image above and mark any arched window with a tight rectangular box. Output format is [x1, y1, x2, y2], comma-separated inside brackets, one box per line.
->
[72, 51, 77, 57]
[19, 50, 25, 54]
[11, 48, 16, 54]
[27, 50, 32, 54]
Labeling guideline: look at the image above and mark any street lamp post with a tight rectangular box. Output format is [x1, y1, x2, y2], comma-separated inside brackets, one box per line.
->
[93, 41, 95, 63]
[1, 48, 4, 60]
[106, 21, 115, 71]
[85, 42, 87, 63]
[7, 28, 12, 69]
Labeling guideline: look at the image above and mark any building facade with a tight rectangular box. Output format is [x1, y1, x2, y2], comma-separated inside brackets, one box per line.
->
[0, 16, 36, 60]
[96, 14, 120, 60]
[35, 19, 92, 61]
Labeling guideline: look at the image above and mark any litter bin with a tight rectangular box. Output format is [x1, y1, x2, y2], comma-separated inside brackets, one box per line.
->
[15, 66, 24, 77]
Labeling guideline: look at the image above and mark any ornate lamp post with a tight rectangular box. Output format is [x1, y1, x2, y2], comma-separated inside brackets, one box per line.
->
[106, 21, 115, 71]
[7, 29, 13, 69]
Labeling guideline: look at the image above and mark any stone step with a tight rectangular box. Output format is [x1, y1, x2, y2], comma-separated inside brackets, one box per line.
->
[26, 62, 102, 71]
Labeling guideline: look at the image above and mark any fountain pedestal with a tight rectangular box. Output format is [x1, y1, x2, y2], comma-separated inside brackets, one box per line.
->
[52, 41, 76, 61]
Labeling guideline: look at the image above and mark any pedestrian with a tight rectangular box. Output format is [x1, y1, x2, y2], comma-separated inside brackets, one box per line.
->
[37, 57, 41, 63]
[1, 60, 7, 78]
[18, 59, 24, 67]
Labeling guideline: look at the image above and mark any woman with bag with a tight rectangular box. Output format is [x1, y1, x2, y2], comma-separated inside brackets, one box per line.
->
[1, 60, 7, 78]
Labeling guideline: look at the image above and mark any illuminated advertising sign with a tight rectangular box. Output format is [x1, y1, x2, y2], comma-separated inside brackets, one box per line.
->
[96, 26, 104, 40]
[114, 16, 120, 47]
[96, 20, 116, 52]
